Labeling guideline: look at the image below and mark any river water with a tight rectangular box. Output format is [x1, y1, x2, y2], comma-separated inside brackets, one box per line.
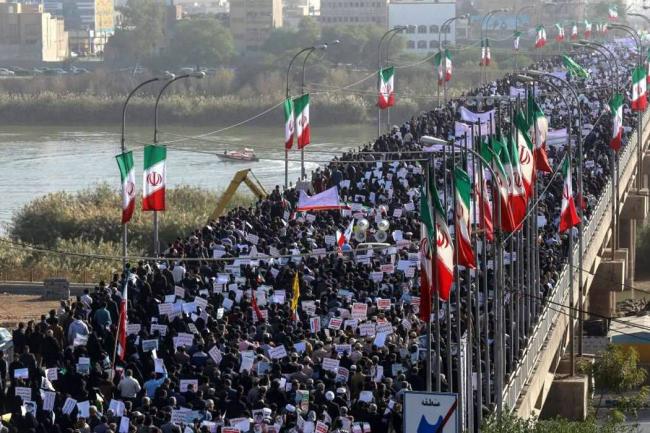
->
[0, 123, 376, 229]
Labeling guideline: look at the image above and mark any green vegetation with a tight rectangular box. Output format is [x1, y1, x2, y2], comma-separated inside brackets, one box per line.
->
[481, 412, 634, 433]
[1, 184, 253, 282]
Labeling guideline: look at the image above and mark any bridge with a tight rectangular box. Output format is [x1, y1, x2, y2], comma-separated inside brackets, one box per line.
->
[508, 110, 650, 419]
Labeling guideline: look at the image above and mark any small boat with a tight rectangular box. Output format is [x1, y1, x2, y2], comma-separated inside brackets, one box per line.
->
[217, 148, 259, 162]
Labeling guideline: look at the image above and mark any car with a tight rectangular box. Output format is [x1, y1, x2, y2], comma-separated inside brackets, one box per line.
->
[0, 68, 15, 76]
[10, 67, 31, 76]
[43, 68, 67, 75]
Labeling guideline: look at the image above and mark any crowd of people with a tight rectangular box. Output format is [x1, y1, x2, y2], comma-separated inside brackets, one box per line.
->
[0, 40, 643, 433]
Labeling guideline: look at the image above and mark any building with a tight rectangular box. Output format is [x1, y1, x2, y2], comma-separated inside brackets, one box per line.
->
[388, 0, 455, 53]
[319, 0, 388, 27]
[230, 0, 283, 51]
[283, 0, 318, 28]
[0, 2, 69, 61]
[173, 0, 229, 16]
[43, 0, 114, 55]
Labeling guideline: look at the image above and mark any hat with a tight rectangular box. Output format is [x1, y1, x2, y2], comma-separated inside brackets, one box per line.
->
[285, 404, 296, 413]
[336, 387, 346, 394]
[350, 365, 357, 371]
[325, 391, 335, 401]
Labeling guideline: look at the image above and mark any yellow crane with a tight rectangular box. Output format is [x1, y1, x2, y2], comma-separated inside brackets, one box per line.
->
[208, 169, 267, 222]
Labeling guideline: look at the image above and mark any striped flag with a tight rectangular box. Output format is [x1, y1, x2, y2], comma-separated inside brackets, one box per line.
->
[559, 157, 581, 232]
[117, 283, 128, 361]
[115, 151, 136, 223]
[284, 98, 294, 150]
[453, 168, 475, 269]
[142, 145, 166, 211]
[631, 66, 648, 112]
[294, 94, 311, 148]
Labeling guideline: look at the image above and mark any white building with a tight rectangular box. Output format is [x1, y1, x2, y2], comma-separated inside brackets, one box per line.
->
[388, 0, 456, 53]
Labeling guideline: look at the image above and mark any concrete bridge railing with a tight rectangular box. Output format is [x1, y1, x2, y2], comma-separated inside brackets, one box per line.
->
[504, 110, 650, 414]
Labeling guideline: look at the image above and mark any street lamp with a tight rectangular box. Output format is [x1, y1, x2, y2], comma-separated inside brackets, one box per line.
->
[519, 70, 584, 378]
[627, 12, 650, 29]
[481, 9, 508, 84]
[385, 27, 408, 65]
[120, 76, 163, 267]
[438, 14, 470, 105]
[301, 41, 340, 94]
[609, 23, 643, 191]
[378, 26, 409, 136]
[150, 71, 204, 257]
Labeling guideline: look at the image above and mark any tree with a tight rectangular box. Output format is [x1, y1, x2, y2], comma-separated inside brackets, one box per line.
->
[481, 411, 634, 433]
[592, 345, 646, 392]
[166, 19, 235, 68]
[105, 0, 166, 64]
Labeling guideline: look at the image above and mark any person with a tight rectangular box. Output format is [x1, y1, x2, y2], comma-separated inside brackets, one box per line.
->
[117, 369, 142, 400]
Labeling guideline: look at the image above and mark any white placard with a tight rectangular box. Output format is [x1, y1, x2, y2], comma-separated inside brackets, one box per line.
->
[62, 397, 77, 414]
[179, 379, 198, 392]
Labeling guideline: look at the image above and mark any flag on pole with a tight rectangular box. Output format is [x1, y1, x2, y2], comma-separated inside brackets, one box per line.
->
[609, 93, 624, 152]
[555, 23, 565, 42]
[476, 168, 494, 242]
[337, 219, 354, 251]
[571, 22, 578, 40]
[251, 291, 264, 322]
[559, 157, 581, 232]
[584, 20, 592, 38]
[527, 95, 552, 173]
[294, 93, 310, 148]
[142, 145, 166, 211]
[562, 55, 590, 79]
[419, 188, 433, 322]
[434, 49, 452, 85]
[283, 98, 295, 150]
[631, 66, 648, 112]
[434, 50, 444, 86]
[482, 139, 515, 232]
[608, 5, 618, 20]
[503, 136, 528, 231]
[377, 66, 395, 109]
[444, 49, 452, 82]
[290, 272, 300, 320]
[429, 179, 454, 301]
[117, 283, 128, 361]
[513, 31, 522, 51]
[535, 26, 547, 48]
[115, 151, 136, 224]
[484, 39, 491, 66]
[602, 22, 608, 35]
[479, 39, 485, 65]
[514, 110, 535, 197]
[453, 168, 475, 269]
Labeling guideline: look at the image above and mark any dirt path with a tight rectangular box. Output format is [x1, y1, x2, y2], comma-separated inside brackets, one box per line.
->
[0, 294, 60, 329]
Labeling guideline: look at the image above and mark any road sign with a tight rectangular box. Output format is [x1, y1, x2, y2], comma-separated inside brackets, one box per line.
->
[403, 391, 459, 433]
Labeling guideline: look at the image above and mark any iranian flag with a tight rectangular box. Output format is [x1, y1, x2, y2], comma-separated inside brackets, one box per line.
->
[559, 157, 581, 232]
[434, 50, 452, 85]
[337, 219, 354, 251]
[430, 178, 454, 302]
[608, 5, 618, 20]
[555, 23, 565, 42]
[631, 66, 648, 112]
[602, 23, 608, 34]
[142, 145, 166, 211]
[377, 67, 395, 109]
[571, 23, 578, 40]
[419, 189, 433, 322]
[527, 95, 552, 173]
[454, 168, 475, 269]
[116, 283, 128, 361]
[584, 20, 592, 38]
[484, 39, 491, 66]
[609, 93, 624, 152]
[513, 31, 522, 51]
[284, 98, 295, 150]
[115, 151, 136, 224]
[482, 139, 515, 233]
[535, 26, 547, 48]
[503, 136, 528, 231]
[294, 93, 310, 148]
[514, 110, 535, 198]
[475, 168, 494, 242]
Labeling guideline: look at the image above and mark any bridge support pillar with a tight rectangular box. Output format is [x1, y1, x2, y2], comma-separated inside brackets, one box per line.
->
[618, 189, 648, 289]
[539, 373, 588, 421]
[587, 258, 624, 320]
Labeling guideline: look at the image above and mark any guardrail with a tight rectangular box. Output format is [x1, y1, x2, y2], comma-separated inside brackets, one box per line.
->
[502, 110, 650, 411]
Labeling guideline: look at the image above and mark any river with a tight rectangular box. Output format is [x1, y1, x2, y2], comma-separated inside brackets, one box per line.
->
[0, 123, 377, 229]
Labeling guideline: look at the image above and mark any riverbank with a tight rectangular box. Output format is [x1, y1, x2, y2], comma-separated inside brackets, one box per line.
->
[0, 92, 429, 126]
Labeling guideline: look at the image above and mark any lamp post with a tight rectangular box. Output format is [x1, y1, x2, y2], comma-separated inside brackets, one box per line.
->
[514, 5, 534, 70]
[609, 24, 643, 191]
[385, 28, 407, 66]
[572, 40, 620, 274]
[120, 77, 162, 268]
[378, 27, 407, 137]
[285, 45, 322, 186]
[301, 42, 337, 95]
[520, 70, 584, 377]
[481, 9, 508, 84]
[151, 71, 204, 257]
[439, 14, 470, 105]
[627, 12, 650, 29]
